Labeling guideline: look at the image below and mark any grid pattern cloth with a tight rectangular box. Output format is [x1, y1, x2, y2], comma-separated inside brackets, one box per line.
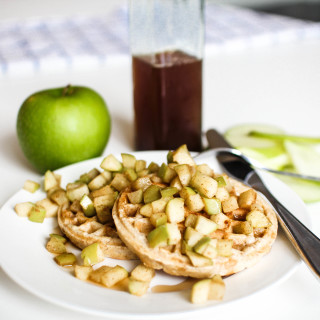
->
[1, 4, 320, 75]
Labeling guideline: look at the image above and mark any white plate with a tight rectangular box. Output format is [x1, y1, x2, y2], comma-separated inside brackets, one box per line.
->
[0, 151, 311, 319]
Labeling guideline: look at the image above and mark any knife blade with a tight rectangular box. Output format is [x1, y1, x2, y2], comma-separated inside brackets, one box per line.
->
[203, 129, 320, 279]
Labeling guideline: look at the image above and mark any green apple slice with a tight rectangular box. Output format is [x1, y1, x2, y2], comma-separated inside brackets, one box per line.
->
[284, 141, 320, 177]
[238, 145, 290, 170]
[276, 175, 320, 203]
[225, 123, 285, 148]
[249, 131, 320, 144]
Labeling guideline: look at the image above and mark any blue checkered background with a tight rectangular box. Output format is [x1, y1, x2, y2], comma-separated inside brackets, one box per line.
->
[0, 3, 319, 75]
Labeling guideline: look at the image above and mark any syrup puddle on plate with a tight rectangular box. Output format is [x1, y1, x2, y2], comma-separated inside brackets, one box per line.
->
[151, 278, 196, 293]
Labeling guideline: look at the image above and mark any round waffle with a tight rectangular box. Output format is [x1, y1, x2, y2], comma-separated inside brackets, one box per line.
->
[58, 205, 137, 260]
[112, 178, 278, 278]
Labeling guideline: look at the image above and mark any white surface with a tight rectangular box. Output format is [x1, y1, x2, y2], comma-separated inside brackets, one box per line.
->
[0, 1, 320, 320]
[0, 152, 311, 319]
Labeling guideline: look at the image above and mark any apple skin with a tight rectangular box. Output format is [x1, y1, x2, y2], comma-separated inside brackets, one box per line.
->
[17, 85, 111, 173]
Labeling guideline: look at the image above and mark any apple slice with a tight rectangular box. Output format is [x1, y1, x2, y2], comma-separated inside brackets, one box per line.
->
[276, 175, 320, 203]
[284, 141, 320, 177]
[249, 131, 320, 144]
[224, 123, 285, 148]
[238, 145, 290, 170]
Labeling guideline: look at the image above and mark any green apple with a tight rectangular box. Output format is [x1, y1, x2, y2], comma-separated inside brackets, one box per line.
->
[17, 85, 111, 173]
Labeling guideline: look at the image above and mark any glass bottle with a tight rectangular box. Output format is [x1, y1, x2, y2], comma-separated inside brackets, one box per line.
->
[130, 0, 205, 151]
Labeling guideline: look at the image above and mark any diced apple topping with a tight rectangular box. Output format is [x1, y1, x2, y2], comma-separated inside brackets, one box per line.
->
[23, 179, 40, 193]
[246, 209, 270, 228]
[81, 242, 104, 266]
[100, 154, 123, 172]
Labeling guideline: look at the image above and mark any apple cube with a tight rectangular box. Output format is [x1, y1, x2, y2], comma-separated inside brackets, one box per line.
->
[238, 189, 257, 209]
[184, 227, 203, 247]
[46, 237, 66, 254]
[190, 279, 211, 304]
[110, 173, 130, 192]
[14, 202, 35, 217]
[208, 275, 225, 301]
[174, 164, 192, 186]
[127, 189, 143, 204]
[23, 180, 40, 193]
[246, 209, 270, 228]
[49, 233, 67, 243]
[44, 170, 59, 191]
[221, 196, 239, 213]
[196, 164, 213, 176]
[194, 237, 218, 259]
[100, 265, 128, 288]
[166, 223, 181, 245]
[80, 194, 96, 217]
[150, 212, 167, 227]
[148, 161, 159, 173]
[121, 153, 136, 169]
[74, 265, 93, 281]
[166, 198, 185, 223]
[159, 163, 177, 183]
[210, 212, 231, 229]
[100, 154, 123, 172]
[131, 264, 155, 282]
[28, 205, 46, 223]
[36, 198, 59, 218]
[184, 214, 198, 228]
[132, 176, 152, 191]
[194, 215, 218, 235]
[89, 265, 113, 283]
[135, 159, 147, 172]
[81, 242, 104, 266]
[143, 185, 161, 204]
[185, 194, 204, 212]
[66, 183, 90, 202]
[137, 169, 150, 178]
[88, 171, 111, 191]
[186, 250, 213, 267]
[179, 186, 196, 199]
[128, 278, 150, 296]
[79, 168, 100, 184]
[190, 172, 218, 199]
[215, 187, 230, 202]
[215, 176, 226, 187]
[49, 189, 69, 206]
[233, 221, 253, 235]
[54, 253, 77, 266]
[169, 176, 183, 191]
[202, 197, 221, 215]
[172, 144, 195, 166]
[160, 187, 178, 198]
[91, 185, 115, 198]
[139, 203, 153, 217]
[217, 239, 233, 257]
[124, 168, 138, 182]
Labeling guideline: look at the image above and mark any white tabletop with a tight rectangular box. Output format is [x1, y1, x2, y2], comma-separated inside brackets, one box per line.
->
[0, 1, 320, 319]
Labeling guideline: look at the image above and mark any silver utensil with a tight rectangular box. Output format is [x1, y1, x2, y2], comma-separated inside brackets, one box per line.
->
[201, 129, 320, 279]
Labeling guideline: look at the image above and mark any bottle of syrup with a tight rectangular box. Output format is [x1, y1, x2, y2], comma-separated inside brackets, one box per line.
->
[130, 0, 204, 151]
